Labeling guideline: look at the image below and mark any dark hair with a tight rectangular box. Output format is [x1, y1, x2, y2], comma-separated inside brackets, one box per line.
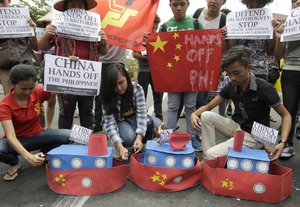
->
[221, 45, 252, 69]
[9, 64, 38, 85]
[63, 0, 88, 11]
[241, 0, 273, 5]
[100, 63, 133, 115]
[154, 14, 161, 24]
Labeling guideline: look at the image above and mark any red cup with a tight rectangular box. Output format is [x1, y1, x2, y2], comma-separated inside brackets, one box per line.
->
[233, 130, 245, 152]
[88, 134, 108, 156]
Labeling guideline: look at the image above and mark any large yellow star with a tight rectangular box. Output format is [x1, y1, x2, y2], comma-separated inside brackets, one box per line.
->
[151, 174, 161, 182]
[175, 43, 183, 50]
[167, 62, 173, 69]
[174, 55, 180, 62]
[173, 32, 180, 39]
[149, 36, 168, 53]
[221, 180, 228, 188]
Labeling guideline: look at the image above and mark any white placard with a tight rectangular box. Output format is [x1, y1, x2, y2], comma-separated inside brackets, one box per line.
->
[281, 7, 300, 42]
[251, 121, 279, 147]
[226, 8, 273, 39]
[157, 129, 173, 144]
[35, 27, 45, 39]
[69, 125, 92, 145]
[52, 8, 101, 42]
[0, 7, 34, 38]
[44, 54, 102, 96]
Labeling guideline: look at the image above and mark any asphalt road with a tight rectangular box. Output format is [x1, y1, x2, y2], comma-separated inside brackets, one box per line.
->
[0, 86, 299, 207]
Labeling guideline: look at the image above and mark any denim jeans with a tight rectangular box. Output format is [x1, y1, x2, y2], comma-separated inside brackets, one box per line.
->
[167, 92, 197, 140]
[138, 71, 163, 119]
[281, 70, 300, 146]
[58, 94, 94, 129]
[0, 129, 71, 165]
[117, 115, 161, 147]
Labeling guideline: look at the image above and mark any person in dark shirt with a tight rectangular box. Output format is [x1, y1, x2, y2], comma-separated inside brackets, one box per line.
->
[191, 45, 291, 161]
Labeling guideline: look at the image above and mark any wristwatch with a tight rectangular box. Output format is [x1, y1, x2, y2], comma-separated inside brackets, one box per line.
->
[278, 139, 287, 146]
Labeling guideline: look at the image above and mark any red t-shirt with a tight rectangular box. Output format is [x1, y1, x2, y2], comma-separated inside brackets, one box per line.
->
[0, 86, 51, 138]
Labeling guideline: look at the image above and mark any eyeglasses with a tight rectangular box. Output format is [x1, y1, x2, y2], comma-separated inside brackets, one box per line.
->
[238, 101, 248, 119]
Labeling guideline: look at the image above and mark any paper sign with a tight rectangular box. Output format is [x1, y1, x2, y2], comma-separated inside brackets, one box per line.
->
[44, 54, 102, 96]
[251, 121, 279, 147]
[157, 129, 173, 144]
[281, 7, 300, 42]
[69, 125, 92, 145]
[52, 8, 101, 42]
[0, 7, 34, 38]
[226, 8, 273, 39]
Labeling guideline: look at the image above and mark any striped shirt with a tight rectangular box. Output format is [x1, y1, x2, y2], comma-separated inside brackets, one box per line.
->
[103, 82, 147, 146]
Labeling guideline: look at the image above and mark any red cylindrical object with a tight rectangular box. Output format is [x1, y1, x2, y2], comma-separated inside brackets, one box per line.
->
[88, 134, 108, 156]
[233, 130, 245, 152]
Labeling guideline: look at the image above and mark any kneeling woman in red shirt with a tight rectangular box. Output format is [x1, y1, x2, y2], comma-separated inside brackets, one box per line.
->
[0, 64, 71, 181]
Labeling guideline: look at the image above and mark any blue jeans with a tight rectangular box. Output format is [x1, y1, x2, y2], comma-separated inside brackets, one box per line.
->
[281, 70, 300, 146]
[117, 115, 161, 147]
[0, 129, 71, 166]
[167, 92, 197, 140]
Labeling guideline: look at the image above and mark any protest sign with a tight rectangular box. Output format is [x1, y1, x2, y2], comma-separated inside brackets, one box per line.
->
[251, 121, 279, 147]
[35, 27, 45, 39]
[157, 129, 173, 144]
[69, 125, 92, 145]
[146, 29, 223, 92]
[281, 7, 300, 42]
[226, 8, 273, 40]
[52, 8, 101, 42]
[0, 7, 34, 38]
[44, 54, 102, 96]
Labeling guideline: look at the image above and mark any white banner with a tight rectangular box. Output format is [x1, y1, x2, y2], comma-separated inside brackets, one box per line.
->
[226, 8, 273, 39]
[281, 7, 300, 42]
[0, 7, 34, 38]
[44, 54, 102, 96]
[52, 8, 101, 42]
[251, 121, 279, 147]
[69, 125, 92, 145]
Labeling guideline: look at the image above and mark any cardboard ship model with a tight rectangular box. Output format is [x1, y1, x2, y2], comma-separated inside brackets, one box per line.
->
[128, 133, 202, 192]
[46, 134, 128, 196]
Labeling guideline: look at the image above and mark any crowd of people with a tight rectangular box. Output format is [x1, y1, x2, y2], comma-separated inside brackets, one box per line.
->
[0, 0, 299, 181]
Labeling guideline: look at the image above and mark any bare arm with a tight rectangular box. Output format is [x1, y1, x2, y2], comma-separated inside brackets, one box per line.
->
[1, 120, 45, 166]
[268, 104, 292, 161]
[273, 23, 287, 60]
[99, 30, 108, 55]
[46, 93, 56, 129]
[132, 51, 147, 60]
[27, 18, 39, 51]
[38, 24, 57, 51]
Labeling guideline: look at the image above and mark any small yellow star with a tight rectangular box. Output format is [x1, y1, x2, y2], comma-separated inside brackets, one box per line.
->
[55, 177, 60, 182]
[155, 171, 160, 176]
[161, 174, 167, 180]
[149, 36, 168, 53]
[167, 62, 173, 69]
[175, 43, 183, 50]
[159, 180, 166, 186]
[59, 174, 64, 178]
[221, 180, 228, 188]
[151, 174, 161, 182]
[61, 183, 66, 187]
[174, 55, 180, 62]
[173, 32, 180, 39]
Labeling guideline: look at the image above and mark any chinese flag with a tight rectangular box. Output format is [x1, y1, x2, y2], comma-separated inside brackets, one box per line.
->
[146, 29, 223, 92]
[92, 0, 159, 51]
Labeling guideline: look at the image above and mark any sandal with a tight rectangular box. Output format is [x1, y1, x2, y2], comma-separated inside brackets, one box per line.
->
[3, 165, 22, 182]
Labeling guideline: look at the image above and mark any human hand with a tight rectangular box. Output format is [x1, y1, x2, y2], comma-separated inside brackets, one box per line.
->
[133, 135, 143, 154]
[99, 30, 107, 45]
[44, 24, 57, 37]
[28, 18, 36, 31]
[221, 26, 228, 38]
[264, 143, 285, 161]
[191, 112, 201, 132]
[117, 144, 130, 160]
[27, 152, 45, 166]
[69, 56, 79, 61]
[142, 32, 150, 46]
[273, 21, 284, 39]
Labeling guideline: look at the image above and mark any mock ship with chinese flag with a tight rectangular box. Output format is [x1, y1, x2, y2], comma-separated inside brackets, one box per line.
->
[46, 134, 127, 196]
[128, 133, 202, 192]
[202, 145, 293, 203]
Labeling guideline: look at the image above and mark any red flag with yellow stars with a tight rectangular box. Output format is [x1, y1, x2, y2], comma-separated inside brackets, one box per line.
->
[146, 29, 223, 92]
[128, 154, 202, 192]
[91, 0, 159, 51]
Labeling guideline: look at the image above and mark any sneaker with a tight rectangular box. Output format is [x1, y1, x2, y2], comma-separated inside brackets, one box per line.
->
[226, 105, 232, 116]
[281, 145, 295, 158]
[192, 138, 202, 152]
